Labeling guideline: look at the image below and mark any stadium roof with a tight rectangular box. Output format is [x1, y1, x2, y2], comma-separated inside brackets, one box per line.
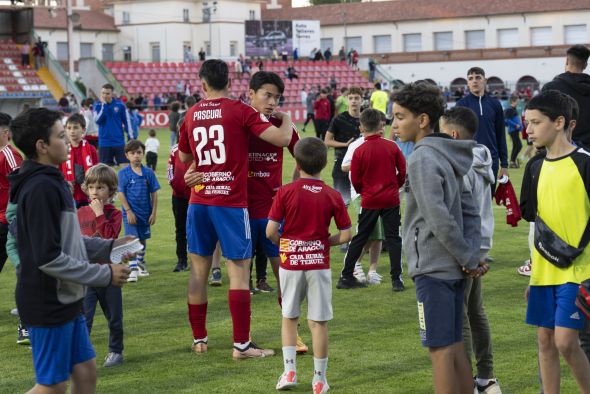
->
[33, 6, 118, 31]
[263, 0, 590, 25]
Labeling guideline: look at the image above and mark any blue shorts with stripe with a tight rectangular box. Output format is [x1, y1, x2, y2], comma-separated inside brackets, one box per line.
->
[250, 218, 279, 258]
[186, 204, 252, 260]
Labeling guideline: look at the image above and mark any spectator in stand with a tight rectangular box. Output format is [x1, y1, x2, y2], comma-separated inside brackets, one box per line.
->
[176, 81, 184, 100]
[184, 47, 193, 63]
[94, 83, 132, 167]
[309, 48, 317, 61]
[271, 48, 279, 62]
[286, 65, 298, 81]
[330, 76, 337, 91]
[153, 93, 162, 111]
[257, 59, 264, 71]
[351, 50, 359, 70]
[314, 50, 324, 62]
[168, 101, 181, 147]
[313, 89, 331, 140]
[251, 62, 261, 76]
[20, 41, 30, 67]
[300, 86, 308, 108]
[81, 98, 99, 149]
[347, 48, 353, 65]
[184, 80, 192, 98]
[198, 47, 206, 61]
[368, 58, 376, 82]
[234, 59, 243, 80]
[323, 48, 332, 63]
[293, 47, 299, 61]
[242, 60, 251, 78]
[338, 46, 346, 62]
[281, 50, 288, 62]
[133, 94, 144, 109]
[32, 37, 45, 70]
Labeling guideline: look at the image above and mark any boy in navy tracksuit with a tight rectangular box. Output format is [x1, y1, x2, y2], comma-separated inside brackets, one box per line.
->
[456, 67, 508, 193]
[9, 108, 131, 393]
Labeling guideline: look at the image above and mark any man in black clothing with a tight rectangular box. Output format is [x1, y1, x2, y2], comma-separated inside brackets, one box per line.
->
[324, 86, 362, 206]
[543, 44, 590, 148]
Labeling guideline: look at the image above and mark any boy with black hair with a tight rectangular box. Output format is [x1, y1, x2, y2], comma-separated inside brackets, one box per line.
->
[0, 112, 22, 274]
[179, 59, 292, 358]
[337, 108, 406, 291]
[78, 164, 126, 368]
[522, 90, 590, 393]
[267, 137, 351, 393]
[313, 89, 331, 140]
[118, 139, 160, 282]
[9, 108, 131, 394]
[61, 113, 98, 208]
[439, 106, 502, 394]
[393, 82, 482, 394]
[94, 83, 132, 166]
[324, 86, 362, 206]
[543, 44, 590, 147]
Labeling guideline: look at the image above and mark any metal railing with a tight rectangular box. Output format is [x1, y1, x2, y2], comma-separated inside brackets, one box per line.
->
[95, 58, 128, 97]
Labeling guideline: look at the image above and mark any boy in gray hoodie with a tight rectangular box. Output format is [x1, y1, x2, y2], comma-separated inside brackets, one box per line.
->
[392, 82, 483, 394]
[440, 106, 502, 394]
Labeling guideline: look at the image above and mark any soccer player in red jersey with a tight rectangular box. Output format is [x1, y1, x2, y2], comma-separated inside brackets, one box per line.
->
[0, 112, 23, 274]
[267, 137, 352, 393]
[178, 59, 293, 358]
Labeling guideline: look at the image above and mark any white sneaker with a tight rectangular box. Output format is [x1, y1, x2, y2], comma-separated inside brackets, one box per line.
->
[517, 260, 531, 277]
[476, 379, 502, 394]
[367, 271, 382, 285]
[127, 270, 139, 282]
[312, 380, 330, 394]
[10, 308, 18, 317]
[138, 264, 150, 277]
[353, 262, 366, 283]
[276, 371, 297, 390]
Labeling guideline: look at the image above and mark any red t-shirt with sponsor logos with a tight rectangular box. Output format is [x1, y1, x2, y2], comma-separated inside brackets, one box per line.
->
[0, 144, 23, 224]
[247, 116, 299, 219]
[268, 178, 351, 270]
[178, 98, 273, 207]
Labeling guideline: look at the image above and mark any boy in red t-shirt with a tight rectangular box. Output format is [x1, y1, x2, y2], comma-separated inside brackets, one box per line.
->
[77, 164, 126, 368]
[267, 137, 351, 394]
[338, 108, 406, 291]
[61, 114, 98, 208]
[313, 89, 331, 141]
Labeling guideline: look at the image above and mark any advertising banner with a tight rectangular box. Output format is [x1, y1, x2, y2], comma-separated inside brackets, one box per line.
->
[292, 20, 321, 57]
[245, 20, 320, 58]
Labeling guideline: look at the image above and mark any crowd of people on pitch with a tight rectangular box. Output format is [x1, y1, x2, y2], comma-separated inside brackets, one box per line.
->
[1, 44, 590, 394]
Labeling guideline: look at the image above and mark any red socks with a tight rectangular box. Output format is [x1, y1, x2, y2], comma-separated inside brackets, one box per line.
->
[228, 289, 250, 343]
[188, 302, 208, 340]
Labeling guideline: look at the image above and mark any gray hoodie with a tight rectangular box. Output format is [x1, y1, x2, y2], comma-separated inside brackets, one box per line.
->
[463, 144, 495, 261]
[403, 134, 481, 280]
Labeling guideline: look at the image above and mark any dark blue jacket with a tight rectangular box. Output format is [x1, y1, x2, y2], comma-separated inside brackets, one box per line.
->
[456, 93, 508, 168]
[93, 99, 132, 147]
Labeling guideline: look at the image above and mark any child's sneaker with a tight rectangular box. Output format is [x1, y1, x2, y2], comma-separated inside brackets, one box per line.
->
[296, 335, 308, 354]
[103, 352, 124, 367]
[353, 262, 366, 283]
[138, 263, 150, 277]
[232, 342, 275, 359]
[16, 323, 29, 345]
[127, 269, 139, 282]
[256, 279, 274, 293]
[367, 270, 382, 285]
[10, 308, 18, 316]
[276, 371, 297, 390]
[191, 338, 208, 353]
[209, 267, 223, 286]
[312, 380, 330, 394]
[517, 260, 531, 277]
[475, 378, 502, 394]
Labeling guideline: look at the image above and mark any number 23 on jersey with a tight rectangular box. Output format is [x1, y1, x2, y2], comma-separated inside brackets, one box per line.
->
[192, 125, 226, 165]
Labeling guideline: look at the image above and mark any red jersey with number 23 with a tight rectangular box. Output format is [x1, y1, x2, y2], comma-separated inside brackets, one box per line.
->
[268, 178, 351, 270]
[178, 98, 272, 207]
[247, 116, 299, 219]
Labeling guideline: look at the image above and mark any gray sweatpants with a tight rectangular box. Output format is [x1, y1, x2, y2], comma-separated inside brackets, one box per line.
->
[462, 276, 494, 379]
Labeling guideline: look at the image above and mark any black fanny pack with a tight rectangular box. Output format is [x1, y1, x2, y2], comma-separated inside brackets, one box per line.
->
[534, 215, 590, 269]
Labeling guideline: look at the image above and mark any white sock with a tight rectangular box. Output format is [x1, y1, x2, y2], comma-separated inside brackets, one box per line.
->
[193, 336, 208, 344]
[313, 357, 328, 383]
[233, 341, 250, 351]
[476, 377, 491, 387]
[282, 346, 297, 373]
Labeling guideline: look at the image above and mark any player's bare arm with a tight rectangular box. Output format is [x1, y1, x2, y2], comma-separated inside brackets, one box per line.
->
[259, 111, 292, 147]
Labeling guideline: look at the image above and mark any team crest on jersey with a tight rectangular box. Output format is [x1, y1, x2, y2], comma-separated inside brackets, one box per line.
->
[194, 184, 205, 192]
[114, 107, 119, 113]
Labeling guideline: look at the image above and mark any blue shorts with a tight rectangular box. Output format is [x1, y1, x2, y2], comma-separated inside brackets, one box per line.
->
[123, 221, 151, 240]
[99, 146, 129, 166]
[29, 315, 96, 386]
[187, 204, 252, 260]
[250, 218, 279, 258]
[526, 283, 586, 330]
[415, 275, 465, 348]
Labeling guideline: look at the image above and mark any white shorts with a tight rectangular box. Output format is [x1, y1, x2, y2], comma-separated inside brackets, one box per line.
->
[279, 267, 333, 322]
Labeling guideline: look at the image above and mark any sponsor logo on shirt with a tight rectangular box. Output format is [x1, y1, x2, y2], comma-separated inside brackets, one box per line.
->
[279, 239, 325, 253]
[303, 185, 322, 193]
[249, 152, 278, 162]
[248, 170, 271, 178]
[204, 185, 231, 195]
[194, 184, 205, 192]
[202, 171, 235, 182]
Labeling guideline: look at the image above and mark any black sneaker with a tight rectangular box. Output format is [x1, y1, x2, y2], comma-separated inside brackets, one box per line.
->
[336, 276, 368, 289]
[392, 279, 405, 292]
[256, 279, 274, 293]
[249, 279, 259, 295]
[173, 262, 184, 272]
[17, 323, 30, 345]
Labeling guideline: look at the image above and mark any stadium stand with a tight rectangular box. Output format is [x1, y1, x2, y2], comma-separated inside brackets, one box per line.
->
[0, 40, 52, 99]
[104, 60, 373, 104]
